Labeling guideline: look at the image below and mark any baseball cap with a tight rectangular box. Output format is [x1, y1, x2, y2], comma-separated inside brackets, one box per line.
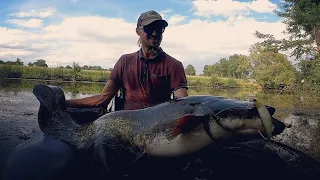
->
[137, 10, 168, 28]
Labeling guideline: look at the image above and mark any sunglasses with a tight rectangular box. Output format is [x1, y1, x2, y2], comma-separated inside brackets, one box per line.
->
[139, 25, 166, 36]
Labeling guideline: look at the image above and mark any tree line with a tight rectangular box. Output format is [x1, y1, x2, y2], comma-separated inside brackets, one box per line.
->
[198, 43, 297, 89]
[0, 59, 113, 71]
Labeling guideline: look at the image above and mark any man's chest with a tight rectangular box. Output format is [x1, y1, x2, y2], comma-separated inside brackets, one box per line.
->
[123, 59, 171, 90]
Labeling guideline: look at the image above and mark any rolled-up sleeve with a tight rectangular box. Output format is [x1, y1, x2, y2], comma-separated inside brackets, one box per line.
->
[170, 61, 188, 91]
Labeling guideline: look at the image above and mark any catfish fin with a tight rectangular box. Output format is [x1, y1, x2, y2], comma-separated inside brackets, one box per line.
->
[33, 84, 55, 113]
[165, 114, 209, 141]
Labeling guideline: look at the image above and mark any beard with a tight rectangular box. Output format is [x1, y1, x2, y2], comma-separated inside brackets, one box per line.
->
[148, 47, 158, 53]
[140, 39, 161, 54]
[140, 34, 162, 46]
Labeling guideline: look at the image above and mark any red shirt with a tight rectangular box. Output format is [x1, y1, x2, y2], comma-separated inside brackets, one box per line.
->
[109, 48, 188, 110]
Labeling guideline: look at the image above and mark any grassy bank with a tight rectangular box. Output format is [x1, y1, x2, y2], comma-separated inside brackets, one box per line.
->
[0, 65, 260, 89]
[0, 64, 110, 82]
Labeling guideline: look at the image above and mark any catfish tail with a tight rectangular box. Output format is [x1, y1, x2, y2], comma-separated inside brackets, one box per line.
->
[33, 84, 92, 149]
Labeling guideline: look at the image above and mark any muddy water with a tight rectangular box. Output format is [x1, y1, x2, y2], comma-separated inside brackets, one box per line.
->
[0, 78, 320, 175]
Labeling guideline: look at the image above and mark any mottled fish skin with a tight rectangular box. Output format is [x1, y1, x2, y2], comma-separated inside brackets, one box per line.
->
[33, 84, 286, 159]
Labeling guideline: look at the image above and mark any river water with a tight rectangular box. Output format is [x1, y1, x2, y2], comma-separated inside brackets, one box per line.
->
[0, 78, 320, 161]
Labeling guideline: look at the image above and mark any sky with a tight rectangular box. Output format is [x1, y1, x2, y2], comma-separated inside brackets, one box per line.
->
[0, 0, 289, 74]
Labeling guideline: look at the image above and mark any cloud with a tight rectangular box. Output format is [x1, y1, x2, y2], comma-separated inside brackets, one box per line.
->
[8, 8, 57, 18]
[0, 27, 38, 44]
[192, 0, 277, 18]
[159, 8, 173, 19]
[11, 16, 139, 67]
[162, 15, 287, 73]
[249, 0, 278, 13]
[0, 7, 287, 74]
[0, 48, 33, 57]
[6, 19, 43, 28]
[168, 15, 187, 25]
[71, 0, 80, 3]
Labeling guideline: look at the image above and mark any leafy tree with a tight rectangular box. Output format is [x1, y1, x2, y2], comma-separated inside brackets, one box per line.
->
[72, 62, 81, 73]
[33, 59, 48, 67]
[0, 60, 4, 64]
[254, 0, 320, 59]
[88, 66, 103, 70]
[249, 43, 297, 88]
[202, 54, 251, 79]
[5, 58, 24, 66]
[297, 57, 320, 90]
[16, 58, 23, 66]
[236, 55, 251, 79]
[203, 65, 210, 76]
[185, 64, 196, 75]
[82, 65, 89, 70]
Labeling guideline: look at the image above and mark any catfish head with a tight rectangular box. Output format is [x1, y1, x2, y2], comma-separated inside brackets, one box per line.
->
[144, 96, 287, 157]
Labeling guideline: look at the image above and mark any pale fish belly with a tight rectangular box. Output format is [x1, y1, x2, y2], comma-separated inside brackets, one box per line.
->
[145, 123, 232, 157]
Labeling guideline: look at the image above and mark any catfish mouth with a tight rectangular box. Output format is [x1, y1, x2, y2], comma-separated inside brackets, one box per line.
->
[225, 116, 286, 140]
[199, 99, 287, 141]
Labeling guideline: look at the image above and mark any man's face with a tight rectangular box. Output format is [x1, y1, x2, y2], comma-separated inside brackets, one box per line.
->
[137, 21, 166, 50]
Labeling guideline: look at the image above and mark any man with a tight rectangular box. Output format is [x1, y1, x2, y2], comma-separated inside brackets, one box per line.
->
[66, 10, 188, 110]
[64, 10, 190, 179]
[2, 10, 188, 180]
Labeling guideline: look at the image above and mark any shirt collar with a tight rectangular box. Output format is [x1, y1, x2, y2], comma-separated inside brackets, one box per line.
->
[138, 47, 164, 61]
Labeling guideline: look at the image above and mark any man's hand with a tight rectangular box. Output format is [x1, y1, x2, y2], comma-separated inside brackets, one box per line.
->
[173, 88, 188, 99]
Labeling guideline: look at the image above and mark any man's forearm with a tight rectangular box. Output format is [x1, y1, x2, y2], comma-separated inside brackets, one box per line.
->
[65, 79, 120, 109]
[65, 95, 112, 108]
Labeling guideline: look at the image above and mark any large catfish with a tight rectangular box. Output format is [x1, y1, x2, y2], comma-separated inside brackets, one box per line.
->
[33, 84, 287, 172]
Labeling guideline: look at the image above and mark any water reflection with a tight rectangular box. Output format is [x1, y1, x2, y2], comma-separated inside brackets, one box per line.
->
[1, 78, 320, 160]
[0, 78, 105, 99]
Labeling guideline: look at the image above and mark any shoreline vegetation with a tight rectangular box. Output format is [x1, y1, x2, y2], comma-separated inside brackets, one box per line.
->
[0, 64, 262, 89]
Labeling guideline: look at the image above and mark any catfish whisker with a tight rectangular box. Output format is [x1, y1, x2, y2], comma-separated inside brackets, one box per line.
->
[257, 130, 267, 141]
[199, 104, 234, 132]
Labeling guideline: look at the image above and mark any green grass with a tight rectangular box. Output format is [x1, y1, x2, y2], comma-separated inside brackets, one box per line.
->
[0, 65, 110, 82]
[0, 65, 260, 89]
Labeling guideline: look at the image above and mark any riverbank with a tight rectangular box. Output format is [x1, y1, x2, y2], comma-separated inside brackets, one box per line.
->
[0, 64, 261, 89]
